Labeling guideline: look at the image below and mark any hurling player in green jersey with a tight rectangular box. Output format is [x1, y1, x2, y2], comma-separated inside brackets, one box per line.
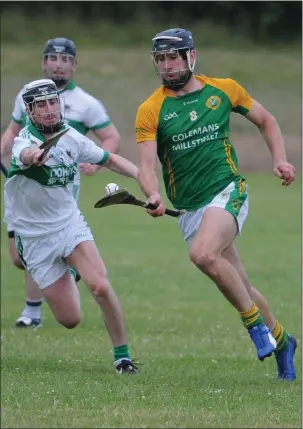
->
[135, 28, 296, 381]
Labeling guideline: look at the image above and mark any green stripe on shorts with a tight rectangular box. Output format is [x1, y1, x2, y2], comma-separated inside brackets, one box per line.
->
[73, 184, 80, 202]
[225, 178, 247, 219]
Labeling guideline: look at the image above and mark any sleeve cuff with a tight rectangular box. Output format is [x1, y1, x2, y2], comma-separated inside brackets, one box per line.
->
[233, 106, 250, 115]
[90, 120, 111, 131]
[96, 150, 110, 165]
[12, 116, 22, 124]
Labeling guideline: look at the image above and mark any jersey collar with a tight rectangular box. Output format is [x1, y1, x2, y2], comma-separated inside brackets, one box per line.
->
[28, 122, 47, 142]
[58, 80, 76, 93]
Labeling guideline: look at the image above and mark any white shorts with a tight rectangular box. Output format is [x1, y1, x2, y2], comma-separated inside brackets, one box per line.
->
[3, 187, 13, 233]
[178, 180, 249, 247]
[15, 212, 94, 289]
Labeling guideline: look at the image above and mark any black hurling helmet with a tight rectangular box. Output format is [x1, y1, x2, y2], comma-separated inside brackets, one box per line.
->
[22, 79, 63, 134]
[151, 28, 195, 90]
[43, 37, 76, 87]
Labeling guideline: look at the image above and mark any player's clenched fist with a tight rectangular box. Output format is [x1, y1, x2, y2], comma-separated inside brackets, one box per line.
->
[20, 147, 47, 166]
[273, 161, 296, 186]
[147, 192, 166, 217]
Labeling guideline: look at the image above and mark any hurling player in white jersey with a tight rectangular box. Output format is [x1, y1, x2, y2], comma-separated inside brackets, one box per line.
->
[0, 38, 120, 328]
[4, 79, 139, 374]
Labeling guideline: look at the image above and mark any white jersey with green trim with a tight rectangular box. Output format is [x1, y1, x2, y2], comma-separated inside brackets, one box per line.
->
[4, 124, 109, 238]
[11, 80, 111, 187]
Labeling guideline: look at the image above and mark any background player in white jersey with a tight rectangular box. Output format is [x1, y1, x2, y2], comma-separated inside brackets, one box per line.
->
[4, 79, 139, 374]
[0, 38, 120, 328]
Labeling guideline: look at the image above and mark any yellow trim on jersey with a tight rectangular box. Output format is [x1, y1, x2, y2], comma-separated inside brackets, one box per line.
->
[164, 149, 176, 200]
[223, 138, 237, 174]
[136, 87, 174, 143]
[195, 75, 253, 111]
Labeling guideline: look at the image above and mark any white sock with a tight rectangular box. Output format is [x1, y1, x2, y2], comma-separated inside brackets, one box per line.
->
[22, 300, 42, 320]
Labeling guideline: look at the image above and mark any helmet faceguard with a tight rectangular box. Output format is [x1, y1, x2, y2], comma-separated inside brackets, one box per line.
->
[42, 38, 77, 88]
[151, 28, 196, 91]
[22, 79, 64, 134]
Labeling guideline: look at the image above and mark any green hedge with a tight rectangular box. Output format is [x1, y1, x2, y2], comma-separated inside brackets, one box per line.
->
[1, 10, 300, 50]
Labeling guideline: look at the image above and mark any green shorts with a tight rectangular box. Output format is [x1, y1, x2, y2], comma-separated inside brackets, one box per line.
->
[178, 179, 249, 246]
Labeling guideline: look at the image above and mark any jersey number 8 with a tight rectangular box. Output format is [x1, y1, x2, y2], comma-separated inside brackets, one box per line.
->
[190, 110, 198, 121]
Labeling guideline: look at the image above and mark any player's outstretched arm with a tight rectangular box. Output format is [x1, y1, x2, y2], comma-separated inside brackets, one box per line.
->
[79, 125, 122, 176]
[77, 135, 136, 178]
[104, 153, 138, 179]
[245, 100, 295, 186]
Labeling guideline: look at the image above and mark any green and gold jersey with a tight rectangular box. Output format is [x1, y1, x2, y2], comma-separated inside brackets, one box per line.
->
[135, 75, 253, 211]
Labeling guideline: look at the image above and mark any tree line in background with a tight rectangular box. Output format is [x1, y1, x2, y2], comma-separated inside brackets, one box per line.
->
[1, 1, 301, 44]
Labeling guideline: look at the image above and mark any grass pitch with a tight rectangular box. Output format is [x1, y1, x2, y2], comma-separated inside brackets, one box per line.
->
[1, 172, 301, 428]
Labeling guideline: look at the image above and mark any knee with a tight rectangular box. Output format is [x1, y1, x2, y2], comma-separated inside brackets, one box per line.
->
[189, 247, 217, 272]
[89, 275, 110, 299]
[59, 317, 81, 329]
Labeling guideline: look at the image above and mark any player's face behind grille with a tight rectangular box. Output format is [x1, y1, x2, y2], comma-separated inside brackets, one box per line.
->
[42, 53, 76, 88]
[27, 94, 63, 134]
[152, 49, 196, 90]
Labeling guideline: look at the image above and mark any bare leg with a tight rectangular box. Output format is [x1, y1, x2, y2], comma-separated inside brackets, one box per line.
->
[189, 207, 253, 312]
[66, 241, 128, 347]
[41, 270, 81, 328]
[15, 272, 44, 325]
[25, 271, 44, 301]
[9, 236, 44, 325]
[222, 243, 276, 330]
[188, 207, 276, 361]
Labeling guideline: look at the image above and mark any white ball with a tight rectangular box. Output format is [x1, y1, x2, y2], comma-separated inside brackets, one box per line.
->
[105, 183, 120, 195]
